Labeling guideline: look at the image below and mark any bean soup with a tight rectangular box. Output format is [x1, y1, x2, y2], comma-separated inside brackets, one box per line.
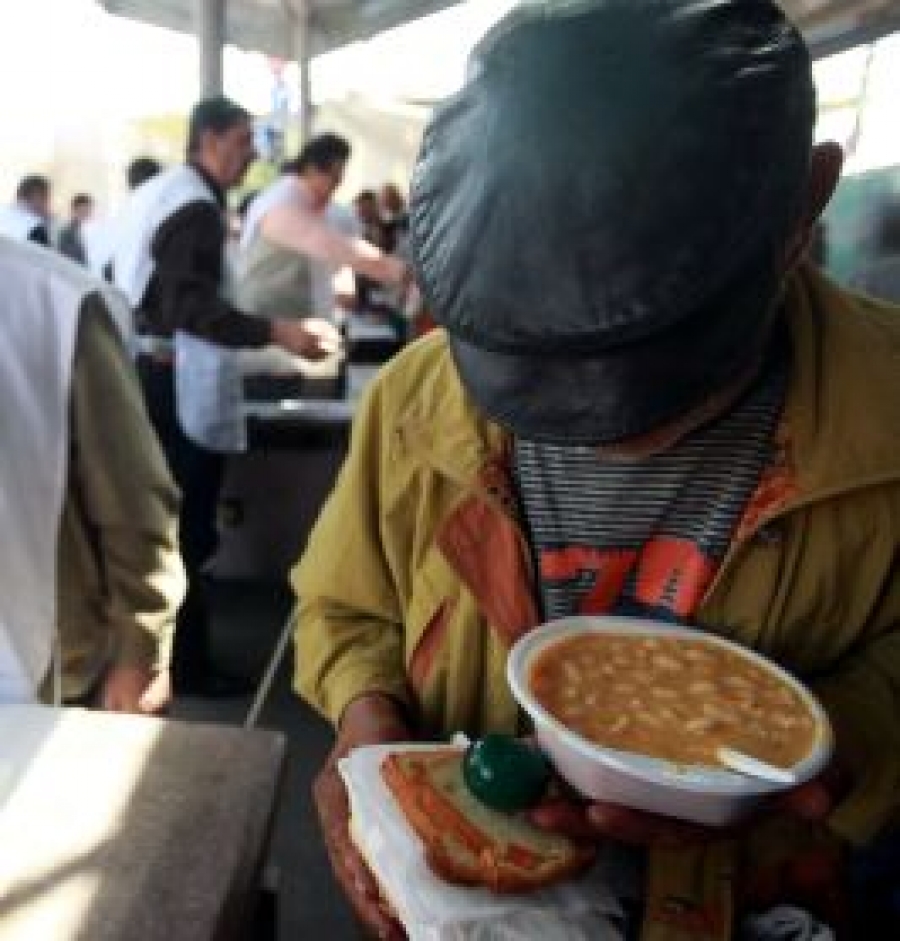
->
[529, 633, 817, 770]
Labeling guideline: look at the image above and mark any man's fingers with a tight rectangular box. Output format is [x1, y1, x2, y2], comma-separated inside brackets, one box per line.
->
[328, 825, 404, 939]
[772, 758, 851, 822]
[314, 765, 405, 940]
[138, 671, 172, 714]
[272, 317, 344, 360]
[334, 852, 404, 940]
[99, 686, 136, 713]
[301, 318, 343, 357]
[311, 712, 414, 940]
[585, 802, 711, 847]
[531, 798, 712, 848]
[773, 778, 836, 821]
[527, 800, 596, 842]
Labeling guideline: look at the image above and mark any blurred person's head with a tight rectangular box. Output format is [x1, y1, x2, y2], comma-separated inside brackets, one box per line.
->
[187, 96, 256, 190]
[70, 193, 93, 223]
[873, 200, 900, 257]
[127, 156, 162, 190]
[409, 0, 841, 453]
[380, 183, 406, 218]
[16, 174, 50, 218]
[354, 190, 380, 226]
[283, 133, 351, 210]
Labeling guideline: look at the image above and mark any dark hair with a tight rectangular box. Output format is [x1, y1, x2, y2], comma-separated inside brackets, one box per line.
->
[187, 96, 251, 158]
[874, 200, 900, 255]
[127, 156, 162, 190]
[282, 133, 351, 175]
[355, 189, 377, 204]
[380, 182, 405, 210]
[17, 174, 49, 202]
[71, 193, 92, 211]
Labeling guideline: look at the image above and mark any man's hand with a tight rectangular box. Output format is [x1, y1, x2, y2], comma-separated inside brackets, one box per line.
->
[271, 317, 342, 360]
[385, 256, 409, 287]
[529, 795, 712, 848]
[528, 766, 850, 925]
[313, 694, 411, 940]
[742, 766, 851, 929]
[99, 665, 171, 715]
[529, 761, 847, 846]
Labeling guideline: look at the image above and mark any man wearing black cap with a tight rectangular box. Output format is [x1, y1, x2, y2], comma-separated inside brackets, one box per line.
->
[112, 96, 339, 697]
[293, 2, 900, 938]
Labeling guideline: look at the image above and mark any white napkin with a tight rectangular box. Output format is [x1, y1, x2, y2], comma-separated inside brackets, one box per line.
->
[340, 742, 628, 941]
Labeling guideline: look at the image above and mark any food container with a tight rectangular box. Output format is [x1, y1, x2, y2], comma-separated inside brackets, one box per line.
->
[507, 616, 833, 826]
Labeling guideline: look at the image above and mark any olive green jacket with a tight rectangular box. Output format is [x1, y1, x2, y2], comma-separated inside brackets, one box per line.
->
[53, 294, 184, 700]
[294, 267, 900, 937]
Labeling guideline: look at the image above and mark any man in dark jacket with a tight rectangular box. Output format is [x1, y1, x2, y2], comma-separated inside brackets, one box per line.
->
[58, 193, 93, 266]
[113, 96, 338, 697]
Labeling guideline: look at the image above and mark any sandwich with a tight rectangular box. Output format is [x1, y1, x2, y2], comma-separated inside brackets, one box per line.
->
[381, 748, 595, 893]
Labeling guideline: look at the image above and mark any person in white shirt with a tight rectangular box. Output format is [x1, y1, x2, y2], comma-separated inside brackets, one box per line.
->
[234, 133, 408, 320]
[0, 236, 184, 711]
[0, 174, 52, 247]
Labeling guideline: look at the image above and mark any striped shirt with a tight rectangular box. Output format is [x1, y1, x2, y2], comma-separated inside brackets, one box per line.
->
[514, 361, 787, 624]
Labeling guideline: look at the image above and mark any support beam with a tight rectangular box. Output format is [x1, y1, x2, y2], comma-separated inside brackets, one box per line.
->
[196, 0, 225, 97]
[807, 10, 900, 59]
[293, 0, 313, 143]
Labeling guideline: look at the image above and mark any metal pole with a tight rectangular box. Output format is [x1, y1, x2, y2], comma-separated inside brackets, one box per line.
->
[196, 0, 225, 97]
[244, 608, 297, 729]
[294, 0, 313, 142]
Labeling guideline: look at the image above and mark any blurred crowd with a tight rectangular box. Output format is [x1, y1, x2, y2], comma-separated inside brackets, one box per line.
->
[0, 150, 423, 328]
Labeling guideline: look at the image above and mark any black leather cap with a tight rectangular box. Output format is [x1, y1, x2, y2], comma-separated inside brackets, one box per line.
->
[408, 0, 814, 444]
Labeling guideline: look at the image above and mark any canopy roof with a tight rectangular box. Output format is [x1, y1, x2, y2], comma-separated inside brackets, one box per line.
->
[98, 0, 463, 58]
[98, 0, 900, 59]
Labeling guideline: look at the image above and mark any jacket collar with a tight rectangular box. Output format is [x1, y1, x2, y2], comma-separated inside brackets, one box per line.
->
[187, 161, 226, 208]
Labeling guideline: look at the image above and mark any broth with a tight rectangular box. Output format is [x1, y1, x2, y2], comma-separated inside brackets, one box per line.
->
[529, 633, 817, 770]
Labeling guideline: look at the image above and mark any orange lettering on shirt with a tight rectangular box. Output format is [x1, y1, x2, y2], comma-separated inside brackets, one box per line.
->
[633, 537, 716, 617]
[540, 547, 637, 614]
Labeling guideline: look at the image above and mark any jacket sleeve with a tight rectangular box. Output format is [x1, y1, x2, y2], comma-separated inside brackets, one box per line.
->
[808, 487, 900, 846]
[811, 611, 900, 846]
[291, 376, 413, 727]
[60, 293, 186, 677]
[150, 202, 272, 348]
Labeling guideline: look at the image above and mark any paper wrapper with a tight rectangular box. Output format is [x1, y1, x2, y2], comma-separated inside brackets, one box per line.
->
[339, 741, 634, 941]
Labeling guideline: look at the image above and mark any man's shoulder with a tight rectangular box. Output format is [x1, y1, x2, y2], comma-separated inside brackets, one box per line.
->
[138, 165, 222, 238]
[153, 198, 223, 249]
[368, 329, 463, 417]
[0, 236, 97, 301]
[797, 272, 900, 488]
[362, 329, 487, 435]
[819, 277, 900, 370]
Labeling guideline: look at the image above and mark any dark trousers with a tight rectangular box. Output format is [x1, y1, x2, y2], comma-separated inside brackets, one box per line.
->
[137, 356, 225, 681]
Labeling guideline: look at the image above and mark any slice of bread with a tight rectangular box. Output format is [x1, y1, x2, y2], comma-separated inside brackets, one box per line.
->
[381, 748, 595, 893]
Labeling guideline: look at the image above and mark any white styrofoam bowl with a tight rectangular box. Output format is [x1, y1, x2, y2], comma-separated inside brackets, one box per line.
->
[507, 616, 834, 827]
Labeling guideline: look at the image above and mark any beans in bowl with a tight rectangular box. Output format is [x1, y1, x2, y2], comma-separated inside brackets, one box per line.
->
[528, 633, 817, 770]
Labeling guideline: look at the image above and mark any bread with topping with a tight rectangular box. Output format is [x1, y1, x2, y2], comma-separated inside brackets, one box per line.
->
[381, 748, 595, 893]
